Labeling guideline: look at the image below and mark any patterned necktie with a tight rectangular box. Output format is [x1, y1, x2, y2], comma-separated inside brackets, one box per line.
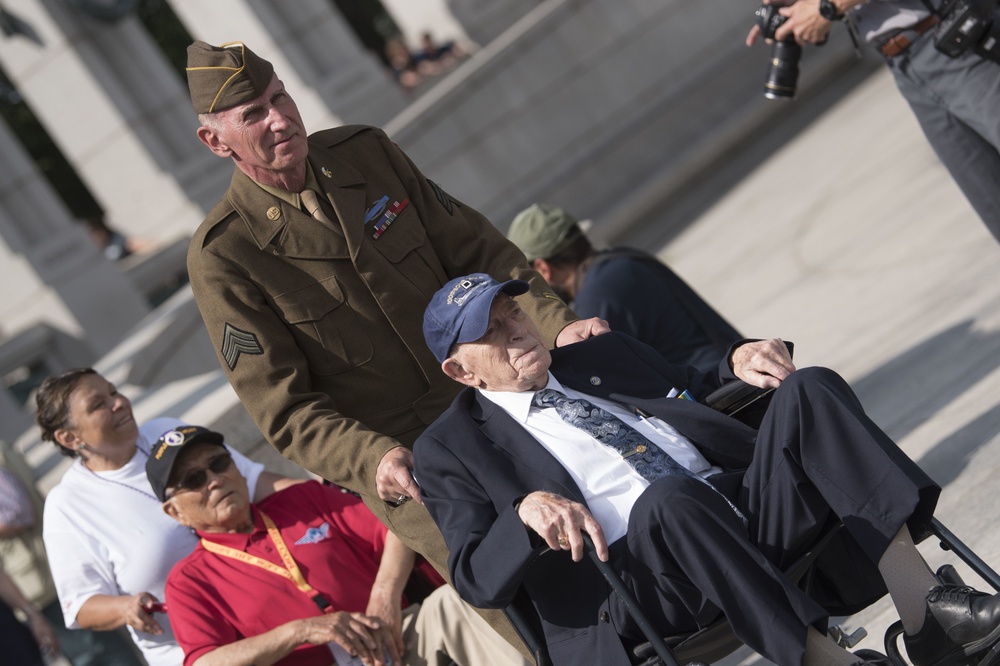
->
[532, 388, 745, 522]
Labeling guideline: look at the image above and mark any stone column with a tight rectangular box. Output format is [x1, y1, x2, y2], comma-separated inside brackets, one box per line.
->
[0, 105, 148, 376]
[0, 0, 215, 241]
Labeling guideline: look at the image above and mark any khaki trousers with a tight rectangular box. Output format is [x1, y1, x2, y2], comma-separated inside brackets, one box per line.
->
[369, 496, 532, 663]
[402, 586, 531, 666]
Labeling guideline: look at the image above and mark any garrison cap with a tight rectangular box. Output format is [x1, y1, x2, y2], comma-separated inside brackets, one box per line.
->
[507, 203, 584, 261]
[186, 41, 275, 114]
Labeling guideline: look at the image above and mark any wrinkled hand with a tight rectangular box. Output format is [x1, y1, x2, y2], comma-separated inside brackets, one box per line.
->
[365, 592, 404, 661]
[297, 612, 398, 666]
[124, 592, 163, 635]
[555, 317, 611, 347]
[26, 609, 59, 656]
[746, 0, 833, 46]
[730, 339, 796, 389]
[517, 491, 608, 562]
[376, 447, 422, 505]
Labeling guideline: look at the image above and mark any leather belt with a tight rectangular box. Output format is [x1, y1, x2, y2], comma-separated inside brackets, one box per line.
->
[878, 14, 940, 57]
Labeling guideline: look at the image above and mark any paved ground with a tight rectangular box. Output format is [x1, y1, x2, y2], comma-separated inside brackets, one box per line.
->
[15, 62, 1000, 665]
[661, 67, 1000, 663]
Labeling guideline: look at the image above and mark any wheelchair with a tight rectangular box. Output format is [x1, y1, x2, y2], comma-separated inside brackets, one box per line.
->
[504, 381, 1000, 666]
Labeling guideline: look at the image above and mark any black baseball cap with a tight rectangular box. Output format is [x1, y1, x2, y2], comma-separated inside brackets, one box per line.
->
[145, 425, 225, 502]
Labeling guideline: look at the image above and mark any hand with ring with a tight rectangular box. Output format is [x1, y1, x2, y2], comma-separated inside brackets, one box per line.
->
[515, 490, 608, 562]
[376, 446, 423, 505]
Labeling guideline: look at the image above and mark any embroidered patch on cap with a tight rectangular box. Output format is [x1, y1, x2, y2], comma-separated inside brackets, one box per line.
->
[162, 430, 186, 446]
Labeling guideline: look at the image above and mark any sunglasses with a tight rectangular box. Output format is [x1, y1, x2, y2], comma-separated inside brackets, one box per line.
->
[167, 452, 234, 499]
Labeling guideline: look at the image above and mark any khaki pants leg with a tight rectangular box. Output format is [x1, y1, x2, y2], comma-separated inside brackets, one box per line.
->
[401, 587, 531, 666]
[368, 497, 533, 663]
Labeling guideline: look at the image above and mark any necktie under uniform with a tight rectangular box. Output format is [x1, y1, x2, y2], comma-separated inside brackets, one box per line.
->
[300, 188, 341, 233]
[532, 388, 745, 523]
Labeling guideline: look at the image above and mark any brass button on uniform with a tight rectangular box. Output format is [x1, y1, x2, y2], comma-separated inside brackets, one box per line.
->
[266, 206, 281, 221]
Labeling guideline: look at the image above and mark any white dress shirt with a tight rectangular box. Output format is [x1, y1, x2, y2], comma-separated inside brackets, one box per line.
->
[481, 373, 722, 543]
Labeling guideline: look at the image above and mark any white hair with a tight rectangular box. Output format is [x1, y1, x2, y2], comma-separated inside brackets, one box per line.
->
[198, 112, 224, 131]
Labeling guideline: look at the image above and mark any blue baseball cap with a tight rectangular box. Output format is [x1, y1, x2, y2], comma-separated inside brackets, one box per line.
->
[423, 273, 530, 363]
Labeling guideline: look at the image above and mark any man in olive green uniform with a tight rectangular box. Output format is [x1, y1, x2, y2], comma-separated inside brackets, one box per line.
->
[184, 41, 604, 656]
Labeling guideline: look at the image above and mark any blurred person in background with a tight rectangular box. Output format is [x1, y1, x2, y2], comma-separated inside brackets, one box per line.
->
[0, 560, 60, 665]
[747, 0, 1000, 241]
[508, 203, 740, 372]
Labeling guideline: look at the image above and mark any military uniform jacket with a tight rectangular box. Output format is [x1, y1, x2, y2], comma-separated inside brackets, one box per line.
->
[187, 126, 576, 556]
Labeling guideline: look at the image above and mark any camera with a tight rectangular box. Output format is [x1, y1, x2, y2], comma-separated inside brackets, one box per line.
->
[755, 3, 803, 100]
[935, 0, 996, 58]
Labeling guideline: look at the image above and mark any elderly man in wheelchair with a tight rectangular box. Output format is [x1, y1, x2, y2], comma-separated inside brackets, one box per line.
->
[412, 274, 1000, 666]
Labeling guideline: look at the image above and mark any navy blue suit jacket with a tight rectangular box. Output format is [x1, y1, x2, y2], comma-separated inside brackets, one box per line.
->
[413, 332, 759, 665]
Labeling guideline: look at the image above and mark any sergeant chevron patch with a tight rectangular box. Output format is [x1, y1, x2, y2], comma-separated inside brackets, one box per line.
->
[221, 323, 263, 371]
[428, 179, 454, 215]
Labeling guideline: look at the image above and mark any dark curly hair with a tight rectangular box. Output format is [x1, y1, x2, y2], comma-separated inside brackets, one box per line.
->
[35, 368, 98, 458]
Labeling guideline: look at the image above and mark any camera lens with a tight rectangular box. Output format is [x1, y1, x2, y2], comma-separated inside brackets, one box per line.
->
[763, 40, 802, 100]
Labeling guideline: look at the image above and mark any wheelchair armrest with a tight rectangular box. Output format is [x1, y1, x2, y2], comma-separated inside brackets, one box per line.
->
[705, 340, 793, 416]
[704, 381, 775, 419]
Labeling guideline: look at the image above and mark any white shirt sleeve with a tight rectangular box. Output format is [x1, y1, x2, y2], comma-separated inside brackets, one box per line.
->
[43, 489, 120, 628]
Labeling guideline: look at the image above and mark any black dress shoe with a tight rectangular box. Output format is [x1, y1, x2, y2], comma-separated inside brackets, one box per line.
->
[904, 585, 1000, 666]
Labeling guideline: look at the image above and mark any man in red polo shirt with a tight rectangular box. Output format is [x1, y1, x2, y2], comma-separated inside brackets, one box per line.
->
[146, 426, 529, 666]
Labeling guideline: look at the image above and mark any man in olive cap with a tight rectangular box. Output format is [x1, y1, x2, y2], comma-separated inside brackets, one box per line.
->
[507, 203, 740, 372]
[184, 40, 608, 655]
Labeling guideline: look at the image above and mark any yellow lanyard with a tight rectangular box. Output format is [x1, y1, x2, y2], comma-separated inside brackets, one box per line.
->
[200, 511, 332, 612]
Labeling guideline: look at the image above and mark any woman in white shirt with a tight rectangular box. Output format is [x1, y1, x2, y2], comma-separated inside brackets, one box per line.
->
[36, 368, 286, 666]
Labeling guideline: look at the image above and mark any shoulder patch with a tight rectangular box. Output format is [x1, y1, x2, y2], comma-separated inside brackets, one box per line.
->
[427, 179, 454, 215]
[221, 323, 263, 371]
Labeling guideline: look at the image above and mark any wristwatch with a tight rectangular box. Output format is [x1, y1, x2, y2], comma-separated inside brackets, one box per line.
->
[819, 0, 844, 20]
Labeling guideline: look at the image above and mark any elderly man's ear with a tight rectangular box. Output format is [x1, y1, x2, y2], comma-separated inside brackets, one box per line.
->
[196, 126, 233, 158]
[162, 498, 190, 527]
[442, 358, 479, 388]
